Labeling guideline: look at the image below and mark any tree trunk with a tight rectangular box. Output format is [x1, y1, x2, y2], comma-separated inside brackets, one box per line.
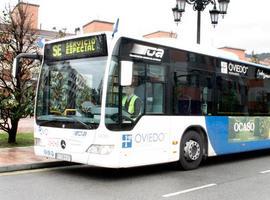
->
[8, 119, 19, 144]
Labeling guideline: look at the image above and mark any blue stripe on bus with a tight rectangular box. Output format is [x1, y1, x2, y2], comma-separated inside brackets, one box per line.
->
[205, 116, 270, 155]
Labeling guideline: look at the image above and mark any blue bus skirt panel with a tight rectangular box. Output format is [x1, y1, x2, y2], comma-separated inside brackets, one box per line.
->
[205, 116, 270, 155]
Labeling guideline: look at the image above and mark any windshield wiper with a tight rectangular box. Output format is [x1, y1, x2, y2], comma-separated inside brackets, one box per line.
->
[37, 115, 68, 125]
[37, 119, 57, 126]
[37, 116, 94, 129]
[68, 116, 94, 129]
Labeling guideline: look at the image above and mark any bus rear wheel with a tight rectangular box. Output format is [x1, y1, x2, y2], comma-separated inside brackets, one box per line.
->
[179, 130, 204, 170]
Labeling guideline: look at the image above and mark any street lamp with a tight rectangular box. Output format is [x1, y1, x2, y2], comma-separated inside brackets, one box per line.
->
[218, 0, 230, 17]
[176, 0, 186, 12]
[172, 0, 230, 44]
[172, 5, 182, 24]
[209, 5, 219, 27]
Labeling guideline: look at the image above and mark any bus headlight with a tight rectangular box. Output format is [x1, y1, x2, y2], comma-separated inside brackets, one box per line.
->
[86, 145, 114, 155]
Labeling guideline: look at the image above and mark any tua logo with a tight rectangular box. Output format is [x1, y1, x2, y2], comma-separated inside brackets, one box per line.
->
[130, 44, 165, 61]
[145, 47, 164, 59]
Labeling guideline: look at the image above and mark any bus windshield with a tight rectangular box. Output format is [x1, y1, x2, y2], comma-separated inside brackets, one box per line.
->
[36, 57, 106, 129]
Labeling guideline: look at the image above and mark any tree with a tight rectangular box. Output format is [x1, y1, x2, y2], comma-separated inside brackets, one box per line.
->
[0, 4, 39, 143]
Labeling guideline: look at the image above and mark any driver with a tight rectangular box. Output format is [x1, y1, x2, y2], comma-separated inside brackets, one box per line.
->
[122, 86, 142, 119]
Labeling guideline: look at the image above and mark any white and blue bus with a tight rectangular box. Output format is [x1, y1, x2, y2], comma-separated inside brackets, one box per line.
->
[16, 32, 270, 170]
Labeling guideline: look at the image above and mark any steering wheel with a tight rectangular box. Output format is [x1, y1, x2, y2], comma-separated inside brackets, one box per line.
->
[110, 113, 134, 123]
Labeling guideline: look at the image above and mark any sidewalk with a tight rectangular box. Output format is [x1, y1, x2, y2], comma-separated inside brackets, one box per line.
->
[0, 146, 67, 173]
[0, 118, 74, 173]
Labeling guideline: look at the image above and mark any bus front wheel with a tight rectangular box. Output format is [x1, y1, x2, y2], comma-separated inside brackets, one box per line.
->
[179, 130, 204, 170]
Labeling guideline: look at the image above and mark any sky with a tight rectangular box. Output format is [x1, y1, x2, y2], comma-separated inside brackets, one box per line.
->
[1, 0, 270, 54]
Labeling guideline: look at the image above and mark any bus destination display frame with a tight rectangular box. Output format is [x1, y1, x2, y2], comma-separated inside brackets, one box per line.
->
[44, 34, 108, 62]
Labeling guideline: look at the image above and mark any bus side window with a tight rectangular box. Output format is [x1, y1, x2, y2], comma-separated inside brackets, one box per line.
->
[216, 75, 248, 115]
[173, 70, 213, 116]
[201, 87, 208, 115]
[199, 75, 214, 115]
[146, 83, 164, 113]
[145, 65, 166, 114]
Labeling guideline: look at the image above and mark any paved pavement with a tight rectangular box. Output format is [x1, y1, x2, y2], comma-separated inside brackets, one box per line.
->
[0, 118, 69, 173]
[0, 146, 68, 173]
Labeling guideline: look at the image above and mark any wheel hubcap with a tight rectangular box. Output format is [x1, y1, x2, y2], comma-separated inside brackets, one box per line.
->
[184, 140, 201, 161]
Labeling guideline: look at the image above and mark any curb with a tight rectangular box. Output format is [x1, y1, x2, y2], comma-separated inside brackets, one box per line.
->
[0, 161, 70, 173]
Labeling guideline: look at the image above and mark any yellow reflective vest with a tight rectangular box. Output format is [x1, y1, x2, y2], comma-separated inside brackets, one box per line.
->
[122, 95, 138, 114]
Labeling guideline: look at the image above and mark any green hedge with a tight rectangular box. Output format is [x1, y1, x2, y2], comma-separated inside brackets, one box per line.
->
[0, 132, 34, 148]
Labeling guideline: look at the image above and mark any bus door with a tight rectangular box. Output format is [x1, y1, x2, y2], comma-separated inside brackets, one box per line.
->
[120, 62, 172, 165]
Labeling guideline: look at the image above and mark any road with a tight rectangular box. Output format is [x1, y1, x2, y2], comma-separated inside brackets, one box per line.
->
[1, 151, 270, 200]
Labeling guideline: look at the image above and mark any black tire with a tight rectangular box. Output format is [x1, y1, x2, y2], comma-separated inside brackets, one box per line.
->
[179, 130, 204, 170]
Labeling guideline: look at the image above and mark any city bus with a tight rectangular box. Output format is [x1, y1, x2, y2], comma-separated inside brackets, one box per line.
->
[14, 32, 270, 170]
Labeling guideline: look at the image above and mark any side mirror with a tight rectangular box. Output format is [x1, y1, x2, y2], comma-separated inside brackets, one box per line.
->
[12, 53, 42, 78]
[120, 60, 133, 86]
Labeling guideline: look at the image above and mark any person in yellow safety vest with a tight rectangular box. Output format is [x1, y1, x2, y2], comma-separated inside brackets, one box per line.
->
[122, 86, 142, 118]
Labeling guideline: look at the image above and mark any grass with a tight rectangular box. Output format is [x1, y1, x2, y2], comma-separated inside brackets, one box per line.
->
[0, 132, 34, 148]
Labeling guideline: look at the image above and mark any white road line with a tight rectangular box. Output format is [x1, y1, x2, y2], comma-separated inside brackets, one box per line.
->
[260, 169, 270, 174]
[162, 183, 217, 198]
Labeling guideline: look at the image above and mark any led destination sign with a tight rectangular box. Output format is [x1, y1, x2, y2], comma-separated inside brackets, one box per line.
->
[45, 34, 108, 61]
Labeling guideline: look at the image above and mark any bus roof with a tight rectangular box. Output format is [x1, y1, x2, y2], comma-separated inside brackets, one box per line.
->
[44, 31, 270, 70]
[123, 35, 270, 70]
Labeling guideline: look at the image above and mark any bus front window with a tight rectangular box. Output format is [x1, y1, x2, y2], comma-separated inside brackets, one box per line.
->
[36, 57, 106, 129]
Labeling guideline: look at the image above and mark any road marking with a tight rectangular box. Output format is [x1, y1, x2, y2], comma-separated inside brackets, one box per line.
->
[260, 169, 270, 174]
[162, 183, 217, 198]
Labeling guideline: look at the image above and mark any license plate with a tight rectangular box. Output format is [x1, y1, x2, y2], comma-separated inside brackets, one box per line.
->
[56, 153, 72, 161]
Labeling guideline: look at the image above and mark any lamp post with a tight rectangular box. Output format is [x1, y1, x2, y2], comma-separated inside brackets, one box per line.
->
[172, 0, 230, 44]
